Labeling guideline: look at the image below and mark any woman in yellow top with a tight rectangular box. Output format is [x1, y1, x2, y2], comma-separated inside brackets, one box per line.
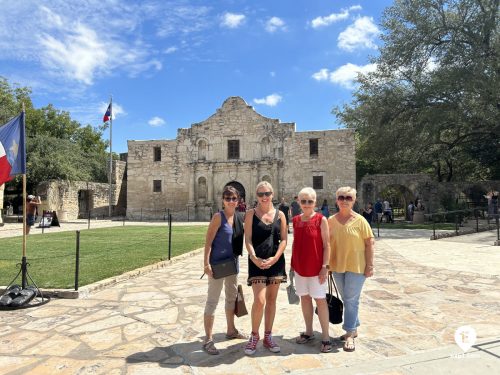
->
[328, 186, 374, 352]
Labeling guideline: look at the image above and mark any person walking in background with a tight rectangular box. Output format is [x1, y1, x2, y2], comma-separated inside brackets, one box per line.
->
[290, 195, 302, 218]
[328, 187, 374, 353]
[292, 188, 332, 353]
[320, 199, 329, 218]
[25, 195, 41, 235]
[278, 197, 290, 233]
[202, 186, 246, 355]
[407, 201, 415, 222]
[374, 199, 383, 223]
[382, 199, 394, 223]
[244, 182, 288, 355]
[362, 202, 374, 226]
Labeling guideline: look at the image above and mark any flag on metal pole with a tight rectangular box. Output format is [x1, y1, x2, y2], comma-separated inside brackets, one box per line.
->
[0, 112, 26, 186]
[103, 99, 113, 217]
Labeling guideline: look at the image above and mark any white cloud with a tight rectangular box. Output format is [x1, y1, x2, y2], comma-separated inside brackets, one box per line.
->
[253, 94, 282, 107]
[39, 24, 110, 85]
[164, 46, 178, 54]
[148, 116, 166, 127]
[311, 5, 362, 28]
[221, 12, 246, 28]
[312, 63, 377, 89]
[338, 16, 379, 51]
[265, 17, 286, 33]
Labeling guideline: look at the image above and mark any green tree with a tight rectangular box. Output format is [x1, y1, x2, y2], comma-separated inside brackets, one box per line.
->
[0, 77, 109, 192]
[335, 0, 499, 182]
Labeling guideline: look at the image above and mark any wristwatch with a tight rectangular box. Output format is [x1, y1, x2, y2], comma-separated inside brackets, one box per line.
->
[322, 264, 330, 270]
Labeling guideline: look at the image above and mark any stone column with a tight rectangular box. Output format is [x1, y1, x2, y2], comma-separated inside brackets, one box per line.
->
[188, 164, 195, 205]
[272, 162, 279, 197]
[207, 164, 214, 205]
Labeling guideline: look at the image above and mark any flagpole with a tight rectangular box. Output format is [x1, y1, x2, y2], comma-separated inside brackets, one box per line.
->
[108, 96, 113, 218]
[21, 103, 27, 289]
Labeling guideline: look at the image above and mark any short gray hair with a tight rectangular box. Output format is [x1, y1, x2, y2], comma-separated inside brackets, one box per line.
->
[298, 187, 316, 200]
[336, 186, 357, 198]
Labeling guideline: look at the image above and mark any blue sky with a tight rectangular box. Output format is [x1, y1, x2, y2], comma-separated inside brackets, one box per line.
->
[0, 0, 391, 154]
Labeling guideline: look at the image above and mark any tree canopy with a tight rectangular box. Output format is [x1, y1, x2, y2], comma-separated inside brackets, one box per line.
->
[335, 0, 499, 182]
[0, 77, 109, 192]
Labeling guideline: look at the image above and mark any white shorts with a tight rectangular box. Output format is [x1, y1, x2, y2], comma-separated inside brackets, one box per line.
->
[294, 271, 327, 299]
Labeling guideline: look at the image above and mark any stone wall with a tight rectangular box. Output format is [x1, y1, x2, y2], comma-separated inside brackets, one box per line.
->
[35, 160, 127, 220]
[127, 97, 356, 220]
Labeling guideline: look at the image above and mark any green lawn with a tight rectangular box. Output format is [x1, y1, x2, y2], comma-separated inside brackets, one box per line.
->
[0, 225, 208, 289]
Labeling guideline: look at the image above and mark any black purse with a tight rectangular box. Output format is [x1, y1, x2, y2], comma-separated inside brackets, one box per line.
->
[211, 258, 237, 279]
[315, 273, 343, 324]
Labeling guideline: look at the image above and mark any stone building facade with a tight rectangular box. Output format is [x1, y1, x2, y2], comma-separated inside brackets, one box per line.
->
[127, 97, 355, 220]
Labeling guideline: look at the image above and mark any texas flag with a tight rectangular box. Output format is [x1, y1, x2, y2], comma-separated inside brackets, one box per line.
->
[103, 103, 112, 123]
[0, 112, 26, 187]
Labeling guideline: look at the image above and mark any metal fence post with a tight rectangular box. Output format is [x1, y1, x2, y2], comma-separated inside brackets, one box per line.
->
[75, 230, 80, 291]
[168, 214, 172, 260]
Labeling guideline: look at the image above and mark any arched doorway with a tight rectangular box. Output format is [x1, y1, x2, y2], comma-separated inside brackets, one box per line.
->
[224, 181, 246, 202]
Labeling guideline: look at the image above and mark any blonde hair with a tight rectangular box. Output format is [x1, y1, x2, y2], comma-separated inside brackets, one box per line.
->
[298, 187, 316, 201]
[255, 181, 273, 194]
[336, 186, 357, 198]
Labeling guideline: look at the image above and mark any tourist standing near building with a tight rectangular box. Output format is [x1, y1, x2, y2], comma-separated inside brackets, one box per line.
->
[292, 187, 332, 353]
[278, 197, 290, 233]
[202, 186, 246, 355]
[26, 195, 41, 235]
[328, 187, 374, 352]
[290, 195, 302, 218]
[243, 181, 288, 355]
[320, 199, 330, 217]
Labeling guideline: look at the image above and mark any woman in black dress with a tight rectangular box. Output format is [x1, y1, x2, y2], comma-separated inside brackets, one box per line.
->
[243, 181, 288, 355]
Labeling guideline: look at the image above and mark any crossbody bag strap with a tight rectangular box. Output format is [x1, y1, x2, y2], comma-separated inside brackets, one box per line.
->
[329, 272, 340, 299]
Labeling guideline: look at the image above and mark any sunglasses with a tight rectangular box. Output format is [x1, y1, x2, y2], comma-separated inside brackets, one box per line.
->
[337, 195, 354, 202]
[223, 197, 238, 202]
[300, 199, 315, 205]
[256, 191, 273, 197]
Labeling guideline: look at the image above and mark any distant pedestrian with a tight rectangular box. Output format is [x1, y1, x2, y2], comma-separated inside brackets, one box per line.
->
[26, 195, 41, 235]
[290, 195, 301, 218]
[278, 197, 290, 233]
[320, 199, 329, 217]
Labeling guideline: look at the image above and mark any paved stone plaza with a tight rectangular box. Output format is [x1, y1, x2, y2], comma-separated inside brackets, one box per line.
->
[0, 223, 499, 374]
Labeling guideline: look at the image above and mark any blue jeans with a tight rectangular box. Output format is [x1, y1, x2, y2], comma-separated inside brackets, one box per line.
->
[333, 271, 366, 332]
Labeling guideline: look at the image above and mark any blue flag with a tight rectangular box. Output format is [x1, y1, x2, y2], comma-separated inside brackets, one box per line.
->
[0, 112, 26, 186]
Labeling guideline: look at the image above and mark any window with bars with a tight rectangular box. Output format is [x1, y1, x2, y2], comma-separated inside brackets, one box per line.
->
[154, 146, 161, 162]
[313, 176, 323, 190]
[309, 138, 318, 157]
[228, 140, 240, 159]
[153, 180, 162, 192]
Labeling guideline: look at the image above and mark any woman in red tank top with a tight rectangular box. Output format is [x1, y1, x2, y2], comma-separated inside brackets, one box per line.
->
[291, 187, 332, 352]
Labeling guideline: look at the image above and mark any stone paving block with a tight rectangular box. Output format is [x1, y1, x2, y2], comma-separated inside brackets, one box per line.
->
[0, 355, 41, 373]
[22, 333, 81, 356]
[23, 357, 123, 375]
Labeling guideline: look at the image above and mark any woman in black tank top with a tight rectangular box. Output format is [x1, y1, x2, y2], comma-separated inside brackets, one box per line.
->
[243, 182, 288, 356]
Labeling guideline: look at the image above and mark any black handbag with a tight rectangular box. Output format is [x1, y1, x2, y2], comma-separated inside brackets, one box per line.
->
[315, 273, 343, 324]
[211, 258, 237, 279]
[234, 284, 248, 317]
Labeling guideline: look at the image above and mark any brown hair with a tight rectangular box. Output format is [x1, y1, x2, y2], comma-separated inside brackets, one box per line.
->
[222, 186, 240, 198]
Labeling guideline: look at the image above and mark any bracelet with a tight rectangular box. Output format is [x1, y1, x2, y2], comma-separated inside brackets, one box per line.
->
[204, 264, 210, 268]
[366, 265, 374, 269]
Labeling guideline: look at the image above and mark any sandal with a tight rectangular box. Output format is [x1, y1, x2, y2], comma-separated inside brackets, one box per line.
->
[226, 329, 248, 340]
[343, 337, 355, 352]
[296, 332, 315, 344]
[202, 340, 219, 355]
[320, 340, 333, 353]
[339, 332, 358, 341]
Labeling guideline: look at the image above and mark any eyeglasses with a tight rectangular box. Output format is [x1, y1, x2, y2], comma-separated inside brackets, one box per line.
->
[300, 199, 315, 205]
[223, 197, 238, 202]
[256, 191, 273, 198]
[337, 195, 354, 202]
